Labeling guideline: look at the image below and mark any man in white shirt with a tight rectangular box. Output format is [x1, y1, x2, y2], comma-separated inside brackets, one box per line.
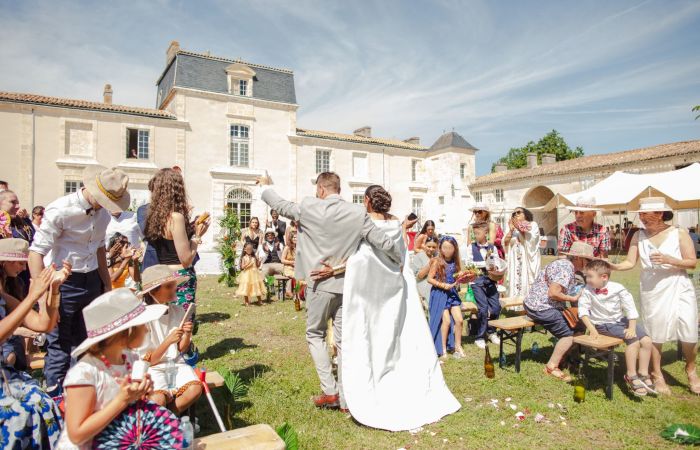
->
[29, 166, 130, 395]
[106, 210, 143, 248]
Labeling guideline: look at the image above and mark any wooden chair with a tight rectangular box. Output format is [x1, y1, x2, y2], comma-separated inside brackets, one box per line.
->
[573, 334, 624, 400]
[194, 424, 285, 449]
[488, 316, 535, 373]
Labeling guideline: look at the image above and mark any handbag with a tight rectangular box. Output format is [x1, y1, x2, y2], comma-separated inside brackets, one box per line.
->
[562, 307, 579, 329]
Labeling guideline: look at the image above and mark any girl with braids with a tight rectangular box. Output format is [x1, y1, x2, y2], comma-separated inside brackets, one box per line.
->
[144, 168, 210, 306]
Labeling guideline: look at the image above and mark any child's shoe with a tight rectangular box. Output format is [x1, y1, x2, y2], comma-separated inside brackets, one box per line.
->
[474, 339, 486, 349]
[489, 334, 501, 345]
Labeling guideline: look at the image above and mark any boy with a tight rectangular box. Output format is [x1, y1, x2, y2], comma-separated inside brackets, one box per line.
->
[578, 259, 655, 396]
[465, 221, 503, 349]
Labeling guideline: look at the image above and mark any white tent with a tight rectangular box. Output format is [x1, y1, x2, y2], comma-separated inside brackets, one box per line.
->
[536, 163, 700, 211]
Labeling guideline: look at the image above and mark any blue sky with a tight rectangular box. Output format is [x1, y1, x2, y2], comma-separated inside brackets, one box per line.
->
[1, 0, 699, 175]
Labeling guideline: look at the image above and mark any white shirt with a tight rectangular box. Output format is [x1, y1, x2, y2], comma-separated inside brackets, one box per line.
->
[30, 189, 111, 273]
[105, 211, 142, 248]
[578, 281, 639, 325]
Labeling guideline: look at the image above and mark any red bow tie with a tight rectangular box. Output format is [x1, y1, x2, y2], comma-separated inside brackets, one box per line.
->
[595, 288, 608, 295]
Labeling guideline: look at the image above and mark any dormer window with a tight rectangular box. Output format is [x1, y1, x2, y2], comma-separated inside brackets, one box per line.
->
[226, 63, 255, 97]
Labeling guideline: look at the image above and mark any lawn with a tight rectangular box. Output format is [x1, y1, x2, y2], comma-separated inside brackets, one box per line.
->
[192, 256, 699, 449]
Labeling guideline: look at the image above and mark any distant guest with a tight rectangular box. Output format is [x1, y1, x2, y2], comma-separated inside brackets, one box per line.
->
[558, 196, 610, 258]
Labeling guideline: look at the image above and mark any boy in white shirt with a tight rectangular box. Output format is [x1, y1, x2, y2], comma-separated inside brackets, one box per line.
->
[578, 259, 655, 396]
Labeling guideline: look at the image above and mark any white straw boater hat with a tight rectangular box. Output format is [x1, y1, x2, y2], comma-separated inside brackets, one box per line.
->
[138, 265, 190, 297]
[72, 288, 166, 358]
[567, 196, 602, 212]
[0, 238, 29, 262]
[630, 196, 673, 213]
[560, 241, 599, 260]
[470, 202, 490, 212]
[82, 165, 131, 213]
[264, 228, 276, 237]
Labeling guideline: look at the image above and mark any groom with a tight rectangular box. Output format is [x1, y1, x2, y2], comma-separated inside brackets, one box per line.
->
[258, 172, 404, 410]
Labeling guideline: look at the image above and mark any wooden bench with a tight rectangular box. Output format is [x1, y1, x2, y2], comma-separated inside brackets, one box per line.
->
[488, 316, 535, 373]
[28, 352, 46, 370]
[205, 370, 225, 389]
[194, 424, 285, 449]
[499, 296, 524, 310]
[573, 334, 624, 400]
[265, 275, 290, 301]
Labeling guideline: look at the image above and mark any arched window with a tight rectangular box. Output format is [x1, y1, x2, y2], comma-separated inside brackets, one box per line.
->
[225, 188, 252, 228]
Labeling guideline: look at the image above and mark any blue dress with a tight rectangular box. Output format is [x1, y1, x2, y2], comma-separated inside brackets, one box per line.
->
[0, 297, 62, 449]
[428, 261, 461, 355]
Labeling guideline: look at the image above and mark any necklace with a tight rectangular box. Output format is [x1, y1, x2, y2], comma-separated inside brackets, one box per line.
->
[99, 353, 132, 379]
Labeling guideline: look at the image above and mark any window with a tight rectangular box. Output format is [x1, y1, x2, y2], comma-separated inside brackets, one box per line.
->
[238, 80, 248, 96]
[65, 122, 94, 156]
[315, 149, 331, 174]
[474, 191, 482, 202]
[230, 125, 250, 167]
[352, 194, 364, 205]
[495, 216, 505, 228]
[411, 160, 419, 182]
[412, 198, 423, 231]
[352, 153, 368, 179]
[64, 181, 83, 195]
[460, 163, 466, 179]
[494, 188, 504, 203]
[225, 188, 252, 228]
[439, 196, 445, 205]
[126, 129, 149, 159]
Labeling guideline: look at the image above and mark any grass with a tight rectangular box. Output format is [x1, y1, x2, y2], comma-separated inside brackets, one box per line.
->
[191, 256, 699, 449]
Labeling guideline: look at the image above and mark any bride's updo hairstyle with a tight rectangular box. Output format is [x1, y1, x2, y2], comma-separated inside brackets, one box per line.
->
[365, 185, 392, 214]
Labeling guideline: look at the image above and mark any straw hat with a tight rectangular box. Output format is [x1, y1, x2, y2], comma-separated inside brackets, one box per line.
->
[138, 265, 190, 297]
[72, 288, 166, 358]
[567, 196, 602, 212]
[470, 202, 490, 212]
[630, 197, 673, 213]
[560, 241, 598, 259]
[264, 228, 277, 237]
[0, 238, 29, 262]
[82, 165, 131, 213]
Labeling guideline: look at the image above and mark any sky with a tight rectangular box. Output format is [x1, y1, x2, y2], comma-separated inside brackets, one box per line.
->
[1, 0, 699, 175]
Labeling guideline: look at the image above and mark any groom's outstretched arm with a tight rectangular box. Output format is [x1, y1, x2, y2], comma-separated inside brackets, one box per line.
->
[261, 189, 301, 222]
[361, 214, 402, 264]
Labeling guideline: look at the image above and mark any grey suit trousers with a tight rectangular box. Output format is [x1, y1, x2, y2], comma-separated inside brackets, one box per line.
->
[305, 288, 345, 407]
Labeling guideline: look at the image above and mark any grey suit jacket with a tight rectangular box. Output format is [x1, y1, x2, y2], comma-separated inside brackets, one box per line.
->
[262, 189, 402, 294]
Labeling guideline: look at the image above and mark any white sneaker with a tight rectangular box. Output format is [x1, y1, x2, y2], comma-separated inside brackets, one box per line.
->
[489, 334, 501, 345]
[475, 339, 486, 349]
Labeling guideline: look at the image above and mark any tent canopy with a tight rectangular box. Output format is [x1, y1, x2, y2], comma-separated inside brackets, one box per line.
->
[534, 163, 700, 212]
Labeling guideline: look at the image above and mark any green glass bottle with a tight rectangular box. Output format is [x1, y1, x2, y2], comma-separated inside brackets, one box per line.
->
[574, 376, 586, 403]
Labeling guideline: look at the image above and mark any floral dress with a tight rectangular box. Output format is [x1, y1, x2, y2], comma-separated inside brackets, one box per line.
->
[0, 297, 62, 449]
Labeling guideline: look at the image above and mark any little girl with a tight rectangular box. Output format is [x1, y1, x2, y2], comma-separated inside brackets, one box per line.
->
[236, 242, 266, 306]
[57, 288, 169, 449]
[427, 236, 466, 360]
[136, 265, 202, 413]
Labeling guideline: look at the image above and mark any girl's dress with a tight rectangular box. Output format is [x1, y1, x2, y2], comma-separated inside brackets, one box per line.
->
[428, 261, 461, 355]
[638, 228, 698, 343]
[236, 256, 267, 297]
[136, 304, 201, 399]
[0, 297, 61, 449]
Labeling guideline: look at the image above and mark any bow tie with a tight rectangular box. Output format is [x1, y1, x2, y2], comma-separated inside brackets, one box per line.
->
[595, 288, 608, 295]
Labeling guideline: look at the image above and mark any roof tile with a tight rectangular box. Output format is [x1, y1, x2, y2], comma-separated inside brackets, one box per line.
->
[296, 128, 427, 151]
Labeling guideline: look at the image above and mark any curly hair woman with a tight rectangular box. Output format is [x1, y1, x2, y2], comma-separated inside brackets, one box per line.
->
[144, 168, 210, 306]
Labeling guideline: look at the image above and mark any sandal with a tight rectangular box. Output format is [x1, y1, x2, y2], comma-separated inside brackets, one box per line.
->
[687, 370, 700, 395]
[638, 375, 658, 395]
[624, 375, 647, 397]
[543, 365, 572, 382]
[653, 376, 672, 395]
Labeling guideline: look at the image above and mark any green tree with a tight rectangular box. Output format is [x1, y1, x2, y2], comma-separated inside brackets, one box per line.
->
[217, 207, 241, 287]
[693, 105, 700, 120]
[491, 130, 584, 172]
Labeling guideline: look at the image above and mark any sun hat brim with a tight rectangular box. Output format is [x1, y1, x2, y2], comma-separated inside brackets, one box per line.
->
[567, 206, 602, 212]
[137, 274, 190, 297]
[71, 303, 167, 358]
[0, 253, 29, 262]
[82, 165, 130, 213]
[559, 251, 600, 260]
[629, 207, 673, 213]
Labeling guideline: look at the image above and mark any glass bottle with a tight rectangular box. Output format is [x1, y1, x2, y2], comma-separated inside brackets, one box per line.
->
[484, 345, 495, 379]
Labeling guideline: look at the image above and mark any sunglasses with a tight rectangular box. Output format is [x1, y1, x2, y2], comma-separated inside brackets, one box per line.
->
[512, 210, 524, 216]
[474, 210, 486, 214]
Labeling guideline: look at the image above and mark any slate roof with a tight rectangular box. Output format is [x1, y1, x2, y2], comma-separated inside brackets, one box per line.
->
[430, 131, 479, 151]
[157, 50, 297, 106]
[296, 128, 428, 151]
[0, 91, 176, 119]
[471, 140, 700, 188]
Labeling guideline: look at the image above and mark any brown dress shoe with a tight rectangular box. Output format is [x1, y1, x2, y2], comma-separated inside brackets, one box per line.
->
[312, 393, 340, 409]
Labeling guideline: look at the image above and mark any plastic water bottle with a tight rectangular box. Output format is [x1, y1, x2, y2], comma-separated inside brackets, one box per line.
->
[180, 416, 194, 449]
[165, 358, 177, 390]
[531, 342, 540, 356]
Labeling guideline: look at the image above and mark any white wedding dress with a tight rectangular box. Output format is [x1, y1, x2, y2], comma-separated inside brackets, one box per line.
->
[342, 220, 461, 431]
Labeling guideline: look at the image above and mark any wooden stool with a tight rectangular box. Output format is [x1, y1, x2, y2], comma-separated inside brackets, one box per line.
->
[488, 316, 535, 373]
[194, 424, 285, 449]
[573, 334, 624, 400]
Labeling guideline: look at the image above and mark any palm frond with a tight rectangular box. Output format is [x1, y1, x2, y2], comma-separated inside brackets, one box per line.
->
[661, 423, 700, 445]
[276, 422, 299, 450]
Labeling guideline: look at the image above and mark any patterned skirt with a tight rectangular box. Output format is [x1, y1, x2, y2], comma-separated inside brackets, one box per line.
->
[0, 367, 62, 449]
[175, 267, 197, 306]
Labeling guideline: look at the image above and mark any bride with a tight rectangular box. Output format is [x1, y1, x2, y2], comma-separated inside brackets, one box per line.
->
[341, 185, 460, 431]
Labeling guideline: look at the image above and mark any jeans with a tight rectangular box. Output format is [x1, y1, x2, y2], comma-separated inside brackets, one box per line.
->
[472, 277, 501, 339]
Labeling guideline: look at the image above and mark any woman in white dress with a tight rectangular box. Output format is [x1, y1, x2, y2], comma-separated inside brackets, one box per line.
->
[612, 198, 699, 395]
[342, 185, 460, 432]
[504, 207, 540, 300]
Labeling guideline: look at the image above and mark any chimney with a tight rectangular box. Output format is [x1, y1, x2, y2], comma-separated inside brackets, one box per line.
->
[403, 136, 420, 145]
[166, 40, 180, 64]
[494, 163, 507, 172]
[103, 84, 113, 104]
[353, 126, 372, 138]
[526, 152, 538, 169]
[541, 153, 556, 165]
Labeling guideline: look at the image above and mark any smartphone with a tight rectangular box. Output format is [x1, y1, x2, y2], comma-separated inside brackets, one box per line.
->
[407, 212, 418, 221]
